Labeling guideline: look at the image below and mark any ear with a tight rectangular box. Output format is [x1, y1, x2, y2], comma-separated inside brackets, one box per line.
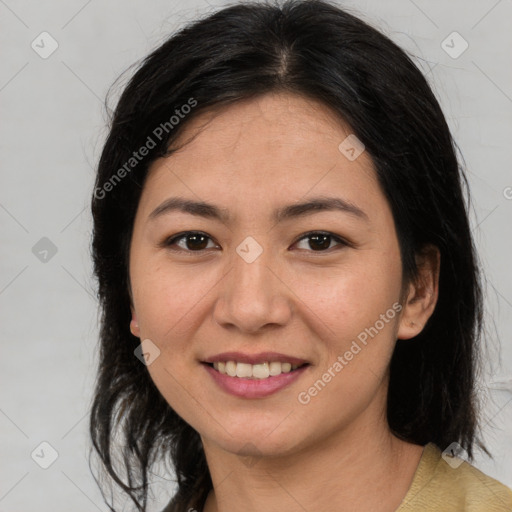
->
[130, 306, 140, 338]
[397, 244, 440, 340]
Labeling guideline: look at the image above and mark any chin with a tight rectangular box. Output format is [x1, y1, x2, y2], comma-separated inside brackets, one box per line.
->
[203, 424, 304, 460]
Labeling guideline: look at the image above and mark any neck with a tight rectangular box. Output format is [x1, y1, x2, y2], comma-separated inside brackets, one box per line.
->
[200, 408, 424, 512]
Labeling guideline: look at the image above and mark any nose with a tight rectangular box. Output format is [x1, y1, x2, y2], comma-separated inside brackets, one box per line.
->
[212, 245, 292, 334]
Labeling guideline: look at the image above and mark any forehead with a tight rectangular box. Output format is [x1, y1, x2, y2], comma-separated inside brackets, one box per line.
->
[141, 92, 381, 218]
[166, 92, 365, 165]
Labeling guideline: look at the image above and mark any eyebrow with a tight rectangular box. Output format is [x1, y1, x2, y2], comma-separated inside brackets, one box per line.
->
[148, 195, 369, 224]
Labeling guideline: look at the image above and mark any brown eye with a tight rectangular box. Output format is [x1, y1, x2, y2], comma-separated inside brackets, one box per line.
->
[163, 232, 217, 252]
[161, 231, 348, 254]
[294, 232, 347, 252]
[307, 233, 331, 251]
[184, 233, 209, 250]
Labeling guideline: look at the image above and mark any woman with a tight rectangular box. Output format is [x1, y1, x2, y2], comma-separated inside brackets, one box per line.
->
[89, 1, 512, 511]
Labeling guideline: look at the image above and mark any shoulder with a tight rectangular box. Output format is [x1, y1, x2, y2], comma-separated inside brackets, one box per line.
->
[397, 443, 512, 512]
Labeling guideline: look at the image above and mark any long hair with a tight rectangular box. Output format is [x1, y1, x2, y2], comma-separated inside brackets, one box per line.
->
[89, 1, 487, 510]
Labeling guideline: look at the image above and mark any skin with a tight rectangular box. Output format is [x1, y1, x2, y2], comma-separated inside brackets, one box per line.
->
[128, 92, 440, 512]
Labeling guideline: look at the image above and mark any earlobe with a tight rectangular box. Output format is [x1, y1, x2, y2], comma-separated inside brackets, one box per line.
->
[130, 306, 140, 337]
[397, 244, 440, 340]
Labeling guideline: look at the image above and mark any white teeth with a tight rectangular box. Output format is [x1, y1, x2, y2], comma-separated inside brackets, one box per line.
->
[269, 361, 282, 376]
[252, 363, 270, 379]
[281, 362, 292, 373]
[225, 361, 237, 377]
[211, 361, 302, 379]
[236, 363, 252, 378]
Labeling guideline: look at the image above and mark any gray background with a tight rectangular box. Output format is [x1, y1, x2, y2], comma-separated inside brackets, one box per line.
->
[1, 0, 511, 510]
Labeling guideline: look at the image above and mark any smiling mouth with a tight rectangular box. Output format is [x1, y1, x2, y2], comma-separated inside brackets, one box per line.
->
[203, 361, 310, 380]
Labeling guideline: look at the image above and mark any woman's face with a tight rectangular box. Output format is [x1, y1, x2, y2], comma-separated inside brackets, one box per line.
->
[129, 92, 416, 458]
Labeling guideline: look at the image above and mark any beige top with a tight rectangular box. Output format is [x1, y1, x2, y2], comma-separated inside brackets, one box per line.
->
[396, 443, 512, 511]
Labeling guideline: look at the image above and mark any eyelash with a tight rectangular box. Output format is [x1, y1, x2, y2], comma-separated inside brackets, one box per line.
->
[160, 230, 350, 255]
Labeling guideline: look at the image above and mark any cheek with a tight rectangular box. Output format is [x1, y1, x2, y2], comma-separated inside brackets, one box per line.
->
[285, 255, 401, 340]
[131, 259, 215, 341]
[288, 260, 402, 414]
[131, 264, 215, 422]
[294, 274, 401, 424]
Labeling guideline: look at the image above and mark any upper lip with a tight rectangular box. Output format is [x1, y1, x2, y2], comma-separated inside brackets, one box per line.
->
[202, 351, 309, 366]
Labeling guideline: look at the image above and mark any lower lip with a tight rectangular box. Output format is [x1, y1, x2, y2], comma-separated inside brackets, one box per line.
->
[203, 363, 309, 398]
